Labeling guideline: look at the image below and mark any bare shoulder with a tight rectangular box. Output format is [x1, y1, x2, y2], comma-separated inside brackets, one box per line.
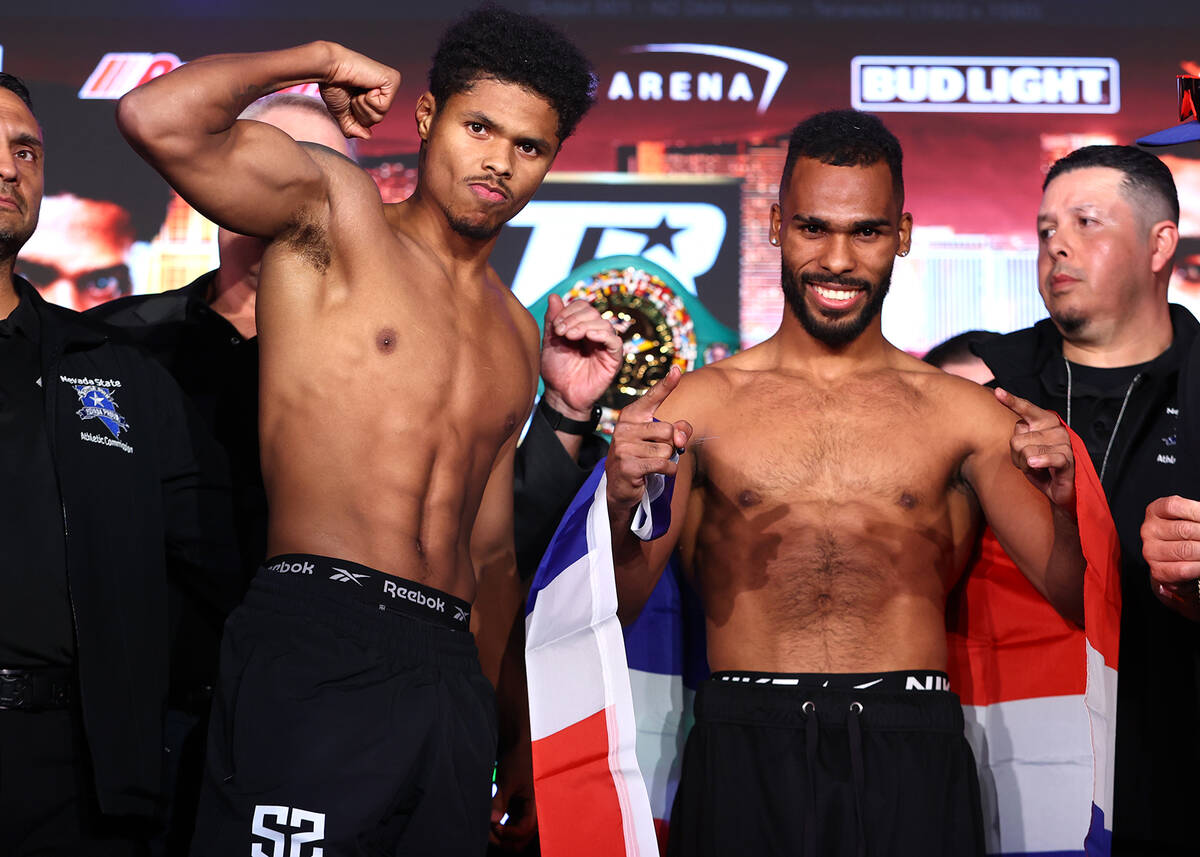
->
[656, 352, 746, 425]
[506, 289, 541, 362]
[304, 143, 383, 206]
[910, 361, 1017, 443]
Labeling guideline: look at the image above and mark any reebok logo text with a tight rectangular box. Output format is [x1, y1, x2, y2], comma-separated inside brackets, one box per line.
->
[382, 580, 445, 614]
[268, 560, 315, 575]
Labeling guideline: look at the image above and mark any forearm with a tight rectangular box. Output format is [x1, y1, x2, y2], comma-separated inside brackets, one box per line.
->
[117, 41, 334, 155]
[471, 545, 524, 688]
[513, 415, 600, 578]
[1041, 505, 1086, 626]
[495, 592, 532, 749]
[540, 388, 592, 460]
[610, 508, 665, 625]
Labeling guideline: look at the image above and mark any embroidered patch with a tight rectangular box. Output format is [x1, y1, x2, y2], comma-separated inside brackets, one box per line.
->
[73, 384, 129, 439]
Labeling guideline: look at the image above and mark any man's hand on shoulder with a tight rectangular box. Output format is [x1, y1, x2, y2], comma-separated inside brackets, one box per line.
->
[996, 387, 1076, 513]
[1142, 495, 1200, 621]
[606, 365, 692, 523]
[317, 42, 402, 140]
[540, 294, 622, 419]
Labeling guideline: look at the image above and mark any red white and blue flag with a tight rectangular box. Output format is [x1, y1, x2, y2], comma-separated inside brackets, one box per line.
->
[524, 465, 660, 857]
[526, 428, 1120, 856]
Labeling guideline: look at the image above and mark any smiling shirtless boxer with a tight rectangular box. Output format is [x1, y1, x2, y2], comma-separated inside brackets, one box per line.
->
[605, 110, 1087, 856]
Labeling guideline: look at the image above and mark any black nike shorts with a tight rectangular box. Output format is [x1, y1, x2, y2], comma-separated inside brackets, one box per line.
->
[190, 555, 497, 857]
[667, 670, 984, 857]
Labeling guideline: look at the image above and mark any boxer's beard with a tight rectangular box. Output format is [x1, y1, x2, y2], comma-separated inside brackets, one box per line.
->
[781, 263, 892, 347]
[446, 212, 502, 241]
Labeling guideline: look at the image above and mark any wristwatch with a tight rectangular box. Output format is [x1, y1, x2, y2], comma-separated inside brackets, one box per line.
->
[538, 397, 601, 435]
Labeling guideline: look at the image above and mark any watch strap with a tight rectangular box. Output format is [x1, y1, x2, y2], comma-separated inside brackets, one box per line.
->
[538, 397, 601, 435]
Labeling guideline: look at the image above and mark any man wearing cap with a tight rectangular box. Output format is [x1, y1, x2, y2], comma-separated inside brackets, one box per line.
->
[975, 127, 1200, 852]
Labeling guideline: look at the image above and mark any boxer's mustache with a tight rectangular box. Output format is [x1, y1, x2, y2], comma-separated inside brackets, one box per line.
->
[799, 272, 874, 290]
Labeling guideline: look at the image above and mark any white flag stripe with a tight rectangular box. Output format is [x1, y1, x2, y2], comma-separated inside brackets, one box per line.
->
[527, 616, 610, 740]
[963, 694, 1093, 853]
[525, 475, 660, 855]
[628, 668, 693, 821]
[585, 476, 659, 857]
[1084, 642, 1118, 821]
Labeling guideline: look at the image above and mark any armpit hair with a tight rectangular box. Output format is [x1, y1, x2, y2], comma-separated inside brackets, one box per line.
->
[279, 211, 331, 273]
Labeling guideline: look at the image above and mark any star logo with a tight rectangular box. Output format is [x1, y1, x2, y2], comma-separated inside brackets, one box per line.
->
[73, 384, 129, 439]
[631, 217, 684, 255]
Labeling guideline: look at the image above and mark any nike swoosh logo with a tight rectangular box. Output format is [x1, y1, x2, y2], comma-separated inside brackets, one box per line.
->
[853, 678, 884, 690]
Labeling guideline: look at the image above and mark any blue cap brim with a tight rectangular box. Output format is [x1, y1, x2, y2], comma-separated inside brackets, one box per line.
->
[1138, 120, 1200, 146]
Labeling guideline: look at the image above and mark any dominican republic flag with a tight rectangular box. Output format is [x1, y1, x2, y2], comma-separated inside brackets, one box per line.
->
[526, 428, 1120, 857]
[524, 463, 660, 857]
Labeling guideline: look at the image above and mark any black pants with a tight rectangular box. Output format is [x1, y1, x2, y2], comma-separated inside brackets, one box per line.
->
[190, 557, 497, 857]
[667, 671, 984, 857]
[0, 707, 151, 856]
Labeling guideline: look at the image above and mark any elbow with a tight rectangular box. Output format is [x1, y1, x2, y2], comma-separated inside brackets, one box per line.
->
[115, 87, 161, 156]
[116, 84, 190, 164]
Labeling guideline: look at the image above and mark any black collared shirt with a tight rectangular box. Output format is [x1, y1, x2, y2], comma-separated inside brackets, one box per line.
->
[0, 294, 74, 666]
[1062, 359, 1152, 481]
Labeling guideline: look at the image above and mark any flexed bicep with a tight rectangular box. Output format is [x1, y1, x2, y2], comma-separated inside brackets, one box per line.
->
[116, 42, 397, 240]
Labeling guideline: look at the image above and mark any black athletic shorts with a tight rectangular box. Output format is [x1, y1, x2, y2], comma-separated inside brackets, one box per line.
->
[190, 555, 497, 857]
[667, 670, 984, 857]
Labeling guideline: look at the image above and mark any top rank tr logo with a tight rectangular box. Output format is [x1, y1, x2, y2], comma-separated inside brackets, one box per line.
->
[73, 384, 129, 439]
[506, 201, 727, 306]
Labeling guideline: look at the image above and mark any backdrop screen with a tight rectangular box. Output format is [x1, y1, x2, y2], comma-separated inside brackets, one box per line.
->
[6, 0, 1200, 350]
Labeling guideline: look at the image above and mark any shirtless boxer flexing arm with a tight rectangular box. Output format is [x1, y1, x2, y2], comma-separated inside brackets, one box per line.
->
[117, 10, 594, 855]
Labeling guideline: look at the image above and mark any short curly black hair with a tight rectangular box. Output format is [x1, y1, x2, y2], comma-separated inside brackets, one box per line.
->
[782, 109, 904, 204]
[428, 4, 596, 145]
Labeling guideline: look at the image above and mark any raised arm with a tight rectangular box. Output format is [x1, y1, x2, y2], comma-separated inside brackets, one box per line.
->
[606, 366, 695, 623]
[115, 42, 399, 239]
[967, 387, 1086, 626]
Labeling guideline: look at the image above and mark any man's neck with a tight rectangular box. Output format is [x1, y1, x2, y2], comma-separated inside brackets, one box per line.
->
[393, 191, 499, 280]
[0, 260, 18, 319]
[1060, 300, 1174, 368]
[210, 266, 258, 339]
[770, 314, 895, 379]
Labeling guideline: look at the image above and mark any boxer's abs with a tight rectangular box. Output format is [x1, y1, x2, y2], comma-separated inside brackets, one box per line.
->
[260, 382, 515, 605]
[688, 507, 967, 675]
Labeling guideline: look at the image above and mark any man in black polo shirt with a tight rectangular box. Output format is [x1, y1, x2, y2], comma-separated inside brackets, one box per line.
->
[0, 71, 237, 855]
[975, 144, 1200, 855]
